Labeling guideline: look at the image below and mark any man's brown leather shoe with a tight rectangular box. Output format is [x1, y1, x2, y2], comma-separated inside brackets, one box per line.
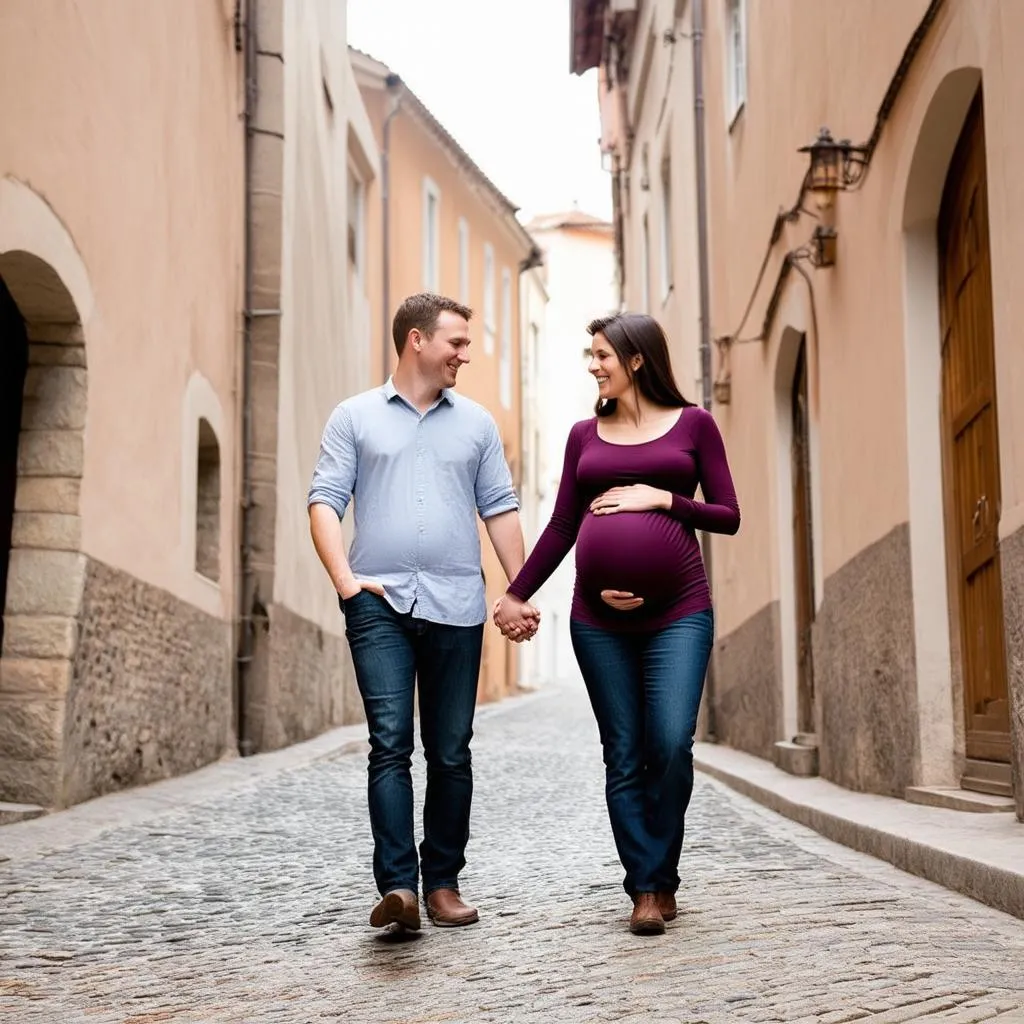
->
[369, 889, 421, 930]
[630, 893, 666, 935]
[425, 888, 479, 927]
[656, 891, 677, 922]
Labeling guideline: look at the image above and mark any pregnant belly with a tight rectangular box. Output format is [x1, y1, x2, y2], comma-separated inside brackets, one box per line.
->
[575, 511, 693, 605]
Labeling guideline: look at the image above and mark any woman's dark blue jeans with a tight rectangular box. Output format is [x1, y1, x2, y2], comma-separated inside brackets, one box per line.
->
[343, 590, 483, 898]
[570, 609, 714, 897]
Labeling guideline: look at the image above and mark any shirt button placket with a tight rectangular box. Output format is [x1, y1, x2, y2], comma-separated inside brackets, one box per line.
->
[415, 417, 425, 606]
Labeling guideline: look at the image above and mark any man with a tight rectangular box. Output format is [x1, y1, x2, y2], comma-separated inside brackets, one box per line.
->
[308, 293, 540, 932]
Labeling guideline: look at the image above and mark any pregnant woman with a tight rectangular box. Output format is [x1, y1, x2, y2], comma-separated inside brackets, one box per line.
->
[494, 312, 740, 936]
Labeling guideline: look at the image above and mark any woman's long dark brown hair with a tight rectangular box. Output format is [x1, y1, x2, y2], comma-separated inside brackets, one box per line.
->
[587, 313, 694, 417]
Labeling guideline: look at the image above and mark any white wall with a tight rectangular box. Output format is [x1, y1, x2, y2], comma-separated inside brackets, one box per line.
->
[521, 222, 616, 685]
[274, 3, 377, 632]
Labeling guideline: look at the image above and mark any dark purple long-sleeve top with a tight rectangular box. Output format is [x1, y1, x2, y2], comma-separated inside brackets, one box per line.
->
[508, 406, 740, 632]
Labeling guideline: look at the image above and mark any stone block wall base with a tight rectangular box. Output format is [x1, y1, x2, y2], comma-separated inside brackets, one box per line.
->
[61, 558, 234, 807]
[997, 522, 1024, 822]
[709, 600, 781, 759]
[242, 602, 355, 754]
[813, 523, 919, 798]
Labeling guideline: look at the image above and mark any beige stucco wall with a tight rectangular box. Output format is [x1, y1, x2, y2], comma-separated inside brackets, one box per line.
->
[618, 0, 703, 403]
[700, 0, 938, 637]
[0, 0, 245, 622]
[700, 0, 1024, 636]
[273, 1, 379, 635]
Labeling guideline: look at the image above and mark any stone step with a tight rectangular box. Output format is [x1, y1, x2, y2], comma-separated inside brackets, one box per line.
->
[905, 786, 1016, 814]
[0, 801, 47, 826]
[773, 739, 819, 777]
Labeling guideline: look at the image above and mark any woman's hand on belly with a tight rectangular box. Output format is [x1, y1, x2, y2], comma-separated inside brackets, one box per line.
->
[590, 484, 671, 515]
[600, 589, 645, 612]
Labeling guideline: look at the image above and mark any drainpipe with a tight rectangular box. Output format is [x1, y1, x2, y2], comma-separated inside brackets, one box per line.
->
[234, 0, 258, 756]
[691, 0, 717, 740]
[381, 75, 402, 384]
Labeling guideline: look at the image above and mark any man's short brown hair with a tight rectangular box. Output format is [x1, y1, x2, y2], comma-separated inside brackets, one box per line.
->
[392, 293, 473, 356]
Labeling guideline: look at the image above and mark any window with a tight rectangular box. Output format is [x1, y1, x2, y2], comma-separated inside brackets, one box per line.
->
[458, 218, 470, 305]
[422, 177, 440, 292]
[726, 0, 747, 124]
[640, 214, 651, 313]
[659, 151, 673, 301]
[348, 163, 365, 278]
[500, 268, 513, 409]
[483, 243, 496, 355]
[195, 418, 220, 582]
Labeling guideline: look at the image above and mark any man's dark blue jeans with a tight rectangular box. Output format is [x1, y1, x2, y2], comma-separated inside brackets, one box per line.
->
[342, 589, 483, 898]
[569, 609, 714, 897]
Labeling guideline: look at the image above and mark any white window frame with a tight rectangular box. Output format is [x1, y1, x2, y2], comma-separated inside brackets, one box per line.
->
[347, 158, 366, 283]
[725, 0, 748, 126]
[458, 218, 470, 305]
[499, 267, 513, 409]
[483, 242, 496, 355]
[659, 149, 673, 302]
[422, 176, 441, 292]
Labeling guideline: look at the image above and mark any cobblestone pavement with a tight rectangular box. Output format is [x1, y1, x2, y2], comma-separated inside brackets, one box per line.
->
[1, 682, 1023, 1024]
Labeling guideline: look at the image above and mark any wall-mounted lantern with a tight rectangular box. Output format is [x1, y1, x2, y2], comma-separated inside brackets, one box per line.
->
[798, 128, 868, 210]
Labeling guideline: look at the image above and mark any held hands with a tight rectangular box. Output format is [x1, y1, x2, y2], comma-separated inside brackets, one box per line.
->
[492, 594, 541, 643]
[589, 484, 671, 515]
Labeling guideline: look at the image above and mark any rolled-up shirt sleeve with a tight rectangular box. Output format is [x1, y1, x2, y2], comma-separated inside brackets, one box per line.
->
[475, 416, 519, 520]
[307, 404, 356, 520]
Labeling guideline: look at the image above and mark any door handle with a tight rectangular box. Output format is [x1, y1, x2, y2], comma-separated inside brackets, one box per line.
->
[972, 494, 988, 542]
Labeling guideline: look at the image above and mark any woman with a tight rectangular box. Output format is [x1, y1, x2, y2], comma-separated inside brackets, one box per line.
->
[494, 312, 739, 936]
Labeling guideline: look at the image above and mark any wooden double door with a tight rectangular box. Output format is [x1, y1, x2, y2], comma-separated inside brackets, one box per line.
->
[938, 88, 1011, 792]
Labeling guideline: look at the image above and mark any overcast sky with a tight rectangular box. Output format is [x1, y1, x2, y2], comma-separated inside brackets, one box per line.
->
[348, 0, 613, 224]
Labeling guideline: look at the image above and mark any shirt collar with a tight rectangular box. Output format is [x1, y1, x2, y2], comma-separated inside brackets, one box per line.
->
[383, 377, 454, 407]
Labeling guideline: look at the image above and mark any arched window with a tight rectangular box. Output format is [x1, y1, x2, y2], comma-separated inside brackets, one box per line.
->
[195, 418, 220, 582]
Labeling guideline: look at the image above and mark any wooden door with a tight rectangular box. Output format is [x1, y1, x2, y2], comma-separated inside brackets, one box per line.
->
[938, 89, 1011, 770]
[791, 338, 816, 736]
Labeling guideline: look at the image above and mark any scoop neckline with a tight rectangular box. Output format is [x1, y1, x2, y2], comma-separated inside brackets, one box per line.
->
[594, 407, 688, 447]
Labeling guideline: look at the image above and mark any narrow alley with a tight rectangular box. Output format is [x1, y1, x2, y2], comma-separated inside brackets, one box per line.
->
[2, 683, 1021, 1024]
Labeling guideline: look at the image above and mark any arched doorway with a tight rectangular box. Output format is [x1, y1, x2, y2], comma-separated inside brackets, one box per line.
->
[938, 87, 1011, 796]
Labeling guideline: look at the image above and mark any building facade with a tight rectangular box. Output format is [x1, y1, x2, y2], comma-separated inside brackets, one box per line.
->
[573, 0, 1024, 820]
[352, 50, 540, 703]
[0, 0, 379, 810]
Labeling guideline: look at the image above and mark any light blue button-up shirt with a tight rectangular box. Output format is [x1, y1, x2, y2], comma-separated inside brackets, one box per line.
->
[307, 379, 519, 626]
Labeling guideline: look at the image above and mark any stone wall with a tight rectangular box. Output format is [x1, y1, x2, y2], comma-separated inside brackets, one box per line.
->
[242, 602, 357, 754]
[710, 601, 782, 759]
[1000, 523, 1024, 821]
[63, 558, 233, 806]
[0, 330, 89, 807]
[813, 524, 919, 797]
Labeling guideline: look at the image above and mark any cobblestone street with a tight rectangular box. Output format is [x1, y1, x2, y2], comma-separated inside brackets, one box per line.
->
[1, 682, 1022, 1024]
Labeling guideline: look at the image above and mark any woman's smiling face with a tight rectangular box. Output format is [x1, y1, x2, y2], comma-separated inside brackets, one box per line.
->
[588, 331, 632, 400]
